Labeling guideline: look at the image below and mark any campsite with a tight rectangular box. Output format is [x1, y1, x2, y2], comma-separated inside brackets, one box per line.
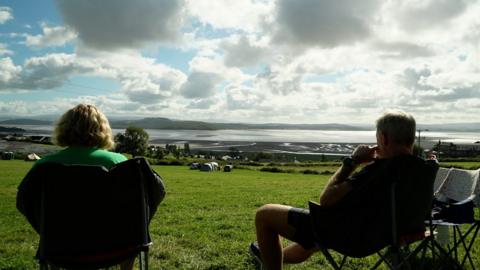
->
[1, 159, 479, 269]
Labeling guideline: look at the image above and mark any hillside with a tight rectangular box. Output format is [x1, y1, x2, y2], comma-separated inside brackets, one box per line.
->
[0, 119, 52, 125]
[2, 117, 480, 132]
[0, 126, 26, 133]
[109, 118, 367, 130]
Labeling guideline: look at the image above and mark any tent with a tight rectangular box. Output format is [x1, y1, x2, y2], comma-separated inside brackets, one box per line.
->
[190, 162, 200, 170]
[224, 165, 233, 172]
[25, 153, 41, 161]
[1, 152, 14, 160]
[200, 163, 213, 172]
[210, 162, 219, 170]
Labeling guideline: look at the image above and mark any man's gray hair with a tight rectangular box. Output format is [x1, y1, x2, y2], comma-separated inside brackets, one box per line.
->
[376, 110, 416, 146]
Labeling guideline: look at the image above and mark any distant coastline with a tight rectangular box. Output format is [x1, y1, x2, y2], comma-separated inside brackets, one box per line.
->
[0, 126, 26, 133]
[1, 117, 480, 132]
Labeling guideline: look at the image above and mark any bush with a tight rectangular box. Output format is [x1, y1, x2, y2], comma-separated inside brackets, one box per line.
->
[302, 169, 320, 175]
[238, 161, 263, 166]
[259, 167, 294, 173]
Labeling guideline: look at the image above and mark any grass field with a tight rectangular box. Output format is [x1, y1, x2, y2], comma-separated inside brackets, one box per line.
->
[1, 160, 479, 269]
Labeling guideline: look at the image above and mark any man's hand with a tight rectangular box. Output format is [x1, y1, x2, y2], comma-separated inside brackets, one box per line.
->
[351, 145, 378, 164]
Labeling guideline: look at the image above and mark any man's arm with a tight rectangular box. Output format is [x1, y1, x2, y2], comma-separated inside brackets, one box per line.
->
[319, 162, 356, 206]
[319, 145, 377, 206]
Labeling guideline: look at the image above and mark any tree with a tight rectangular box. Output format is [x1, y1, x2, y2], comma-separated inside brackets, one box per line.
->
[413, 144, 424, 157]
[184, 143, 190, 155]
[114, 126, 149, 157]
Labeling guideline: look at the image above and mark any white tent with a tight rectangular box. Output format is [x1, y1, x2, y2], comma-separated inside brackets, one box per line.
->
[25, 153, 41, 161]
[200, 163, 213, 172]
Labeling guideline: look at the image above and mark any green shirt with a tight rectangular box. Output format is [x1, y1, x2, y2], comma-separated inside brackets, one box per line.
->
[35, 146, 128, 169]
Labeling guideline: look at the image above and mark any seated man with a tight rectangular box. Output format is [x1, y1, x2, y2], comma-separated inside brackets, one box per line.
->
[251, 110, 426, 270]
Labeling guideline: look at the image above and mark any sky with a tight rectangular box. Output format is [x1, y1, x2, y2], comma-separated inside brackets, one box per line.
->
[0, 0, 479, 124]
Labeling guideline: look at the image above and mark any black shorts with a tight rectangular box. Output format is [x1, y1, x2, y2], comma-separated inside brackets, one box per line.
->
[287, 207, 316, 250]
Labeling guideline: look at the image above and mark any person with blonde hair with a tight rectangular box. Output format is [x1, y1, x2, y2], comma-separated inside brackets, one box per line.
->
[17, 104, 152, 270]
[34, 103, 127, 168]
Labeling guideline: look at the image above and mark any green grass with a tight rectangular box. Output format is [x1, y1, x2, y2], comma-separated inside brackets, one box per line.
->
[1, 160, 479, 269]
[439, 162, 480, 170]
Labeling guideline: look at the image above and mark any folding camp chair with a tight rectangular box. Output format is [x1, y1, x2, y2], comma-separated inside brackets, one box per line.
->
[309, 156, 439, 270]
[427, 168, 480, 270]
[19, 158, 157, 270]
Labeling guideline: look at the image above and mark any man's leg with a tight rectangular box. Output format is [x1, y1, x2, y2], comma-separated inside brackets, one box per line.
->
[255, 204, 316, 269]
[283, 243, 318, 264]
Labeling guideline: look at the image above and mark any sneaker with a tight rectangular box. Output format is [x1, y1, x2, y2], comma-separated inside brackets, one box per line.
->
[249, 242, 263, 269]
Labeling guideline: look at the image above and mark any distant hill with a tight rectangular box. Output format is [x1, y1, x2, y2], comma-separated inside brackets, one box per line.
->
[109, 118, 367, 131]
[418, 123, 480, 132]
[2, 117, 480, 132]
[0, 119, 52, 125]
[0, 126, 26, 133]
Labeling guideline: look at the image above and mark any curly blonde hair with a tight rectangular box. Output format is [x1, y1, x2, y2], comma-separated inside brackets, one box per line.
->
[53, 104, 114, 149]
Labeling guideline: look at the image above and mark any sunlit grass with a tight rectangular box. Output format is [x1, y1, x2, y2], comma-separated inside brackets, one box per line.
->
[1, 160, 479, 269]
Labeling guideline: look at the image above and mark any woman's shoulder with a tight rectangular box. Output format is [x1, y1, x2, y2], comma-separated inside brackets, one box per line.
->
[93, 149, 128, 163]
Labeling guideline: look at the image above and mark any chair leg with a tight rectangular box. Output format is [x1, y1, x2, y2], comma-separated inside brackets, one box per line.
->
[459, 223, 479, 270]
[139, 250, 149, 270]
[319, 247, 342, 270]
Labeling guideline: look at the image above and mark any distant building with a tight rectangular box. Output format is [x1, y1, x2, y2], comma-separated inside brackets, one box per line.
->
[434, 142, 480, 157]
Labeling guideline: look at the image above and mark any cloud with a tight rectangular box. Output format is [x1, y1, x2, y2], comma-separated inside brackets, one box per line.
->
[24, 22, 77, 48]
[271, 0, 380, 48]
[56, 0, 185, 50]
[0, 52, 187, 107]
[186, 98, 216, 109]
[15, 53, 81, 90]
[186, 0, 271, 32]
[0, 6, 13, 24]
[398, 67, 435, 91]
[372, 41, 436, 59]
[222, 35, 268, 67]
[121, 66, 187, 104]
[180, 71, 222, 99]
[0, 43, 12, 56]
[417, 84, 480, 102]
[0, 58, 21, 84]
[226, 85, 265, 111]
[255, 66, 303, 95]
[394, 0, 474, 32]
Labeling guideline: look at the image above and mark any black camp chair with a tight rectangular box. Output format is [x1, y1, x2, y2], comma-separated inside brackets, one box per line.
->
[19, 158, 159, 269]
[309, 156, 439, 270]
[426, 168, 480, 270]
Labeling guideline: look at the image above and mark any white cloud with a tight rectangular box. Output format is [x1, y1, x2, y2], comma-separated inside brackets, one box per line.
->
[371, 41, 436, 59]
[15, 53, 80, 90]
[222, 35, 269, 67]
[186, 98, 216, 109]
[0, 6, 13, 24]
[271, 0, 380, 48]
[186, 0, 271, 32]
[3, 0, 480, 124]
[0, 43, 12, 56]
[0, 58, 21, 84]
[226, 85, 266, 111]
[180, 71, 222, 99]
[393, 0, 475, 32]
[25, 22, 77, 48]
[0, 51, 188, 107]
[56, 0, 185, 50]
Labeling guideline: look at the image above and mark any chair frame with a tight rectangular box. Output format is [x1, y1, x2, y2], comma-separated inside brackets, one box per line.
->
[317, 182, 436, 270]
[35, 159, 153, 270]
[313, 158, 439, 270]
[427, 167, 480, 270]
